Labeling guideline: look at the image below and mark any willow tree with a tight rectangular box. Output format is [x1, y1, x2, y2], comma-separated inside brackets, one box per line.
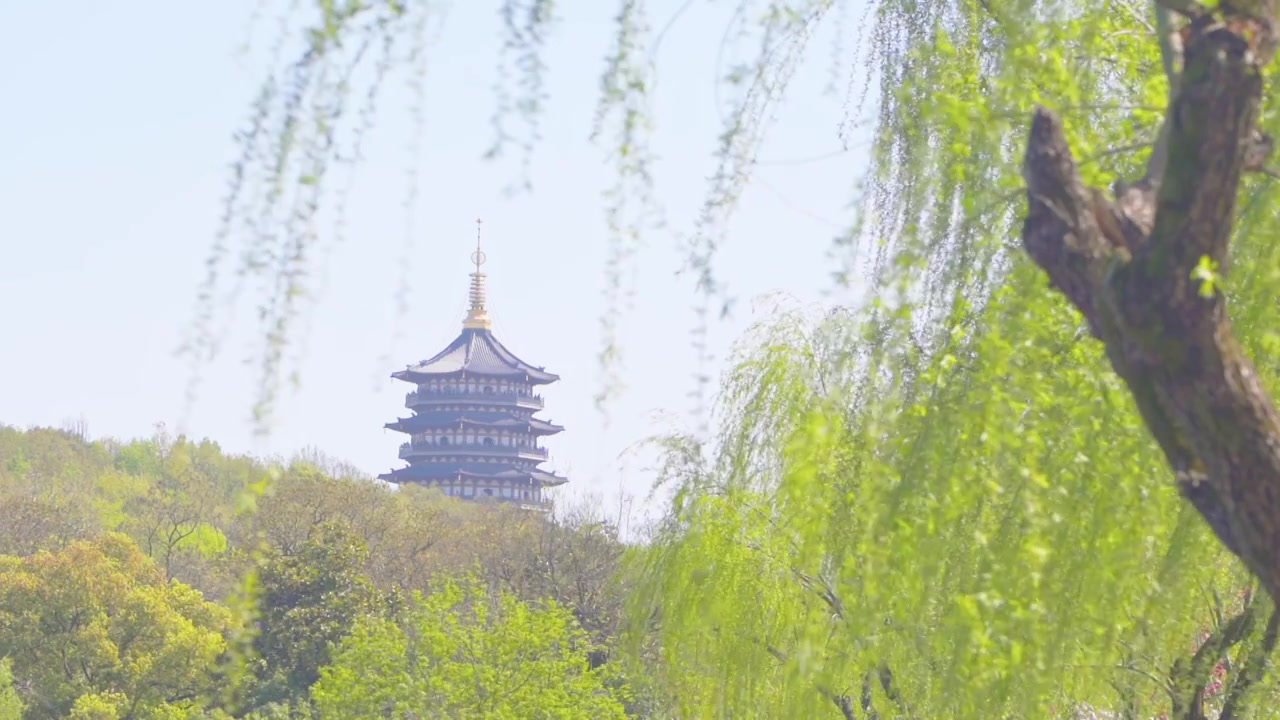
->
[626, 1, 1280, 717]
[211, 0, 1280, 717]
[1022, 1, 1280, 604]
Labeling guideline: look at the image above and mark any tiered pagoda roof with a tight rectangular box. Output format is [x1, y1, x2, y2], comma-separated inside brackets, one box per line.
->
[391, 328, 559, 385]
[378, 221, 567, 504]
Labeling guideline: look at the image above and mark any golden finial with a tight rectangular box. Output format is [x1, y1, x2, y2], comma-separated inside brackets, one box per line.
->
[463, 217, 492, 330]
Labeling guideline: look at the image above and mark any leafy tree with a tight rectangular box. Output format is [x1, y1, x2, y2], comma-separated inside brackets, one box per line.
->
[0, 658, 23, 720]
[67, 692, 128, 720]
[114, 430, 236, 583]
[0, 426, 108, 554]
[243, 462, 441, 587]
[247, 521, 384, 710]
[0, 492, 98, 557]
[475, 500, 629, 652]
[311, 578, 629, 719]
[0, 534, 231, 719]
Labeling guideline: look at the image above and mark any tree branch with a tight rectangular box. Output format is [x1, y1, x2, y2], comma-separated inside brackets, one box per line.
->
[1219, 606, 1280, 719]
[1020, 3, 1280, 601]
[1169, 599, 1258, 718]
[754, 638, 858, 719]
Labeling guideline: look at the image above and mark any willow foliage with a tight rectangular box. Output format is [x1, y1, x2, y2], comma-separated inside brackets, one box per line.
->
[636, 292, 1277, 716]
[632, 0, 1280, 716]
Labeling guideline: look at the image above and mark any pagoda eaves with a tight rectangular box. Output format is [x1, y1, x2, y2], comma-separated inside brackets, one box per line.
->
[391, 327, 559, 385]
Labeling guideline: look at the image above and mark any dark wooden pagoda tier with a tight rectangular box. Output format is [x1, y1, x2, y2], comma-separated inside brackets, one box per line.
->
[379, 226, 567, 507]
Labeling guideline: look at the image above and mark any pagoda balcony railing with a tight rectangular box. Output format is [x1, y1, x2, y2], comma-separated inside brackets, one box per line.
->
[398, 441, 549, 461]
[406, 389, 544, 409]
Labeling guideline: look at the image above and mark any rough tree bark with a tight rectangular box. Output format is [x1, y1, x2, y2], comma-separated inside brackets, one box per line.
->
[1020, 0, 1280, 600]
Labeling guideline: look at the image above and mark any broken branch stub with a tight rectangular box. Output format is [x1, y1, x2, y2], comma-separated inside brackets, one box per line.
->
[1020, 7, 1280, 599]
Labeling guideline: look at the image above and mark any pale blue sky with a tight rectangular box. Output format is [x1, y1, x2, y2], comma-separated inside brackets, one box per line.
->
[0, 0, 870, 524]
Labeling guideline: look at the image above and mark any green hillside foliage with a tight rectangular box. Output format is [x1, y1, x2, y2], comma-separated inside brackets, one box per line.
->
[312, 578, 629, 719]
[0, 425, 637, 717]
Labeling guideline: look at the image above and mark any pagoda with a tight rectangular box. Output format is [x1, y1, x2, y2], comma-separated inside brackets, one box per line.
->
[379, 221, 567, 506]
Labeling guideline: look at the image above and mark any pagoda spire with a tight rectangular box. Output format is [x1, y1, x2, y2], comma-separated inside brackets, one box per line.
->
[463, 217, 492, 330]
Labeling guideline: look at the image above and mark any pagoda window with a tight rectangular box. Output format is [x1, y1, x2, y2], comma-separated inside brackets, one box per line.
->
[483, 488, 494, 497]
[483, 437, 495, 447]
[439, 436, 450, 446]
[463, 486, 474, 497]
[484, 385, 494, 394]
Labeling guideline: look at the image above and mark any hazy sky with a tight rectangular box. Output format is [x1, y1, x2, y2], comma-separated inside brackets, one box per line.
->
[0, 0, 871, 524]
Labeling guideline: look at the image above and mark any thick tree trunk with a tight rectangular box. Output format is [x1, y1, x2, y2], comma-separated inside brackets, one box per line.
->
[1020, 5, 1280, 600]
